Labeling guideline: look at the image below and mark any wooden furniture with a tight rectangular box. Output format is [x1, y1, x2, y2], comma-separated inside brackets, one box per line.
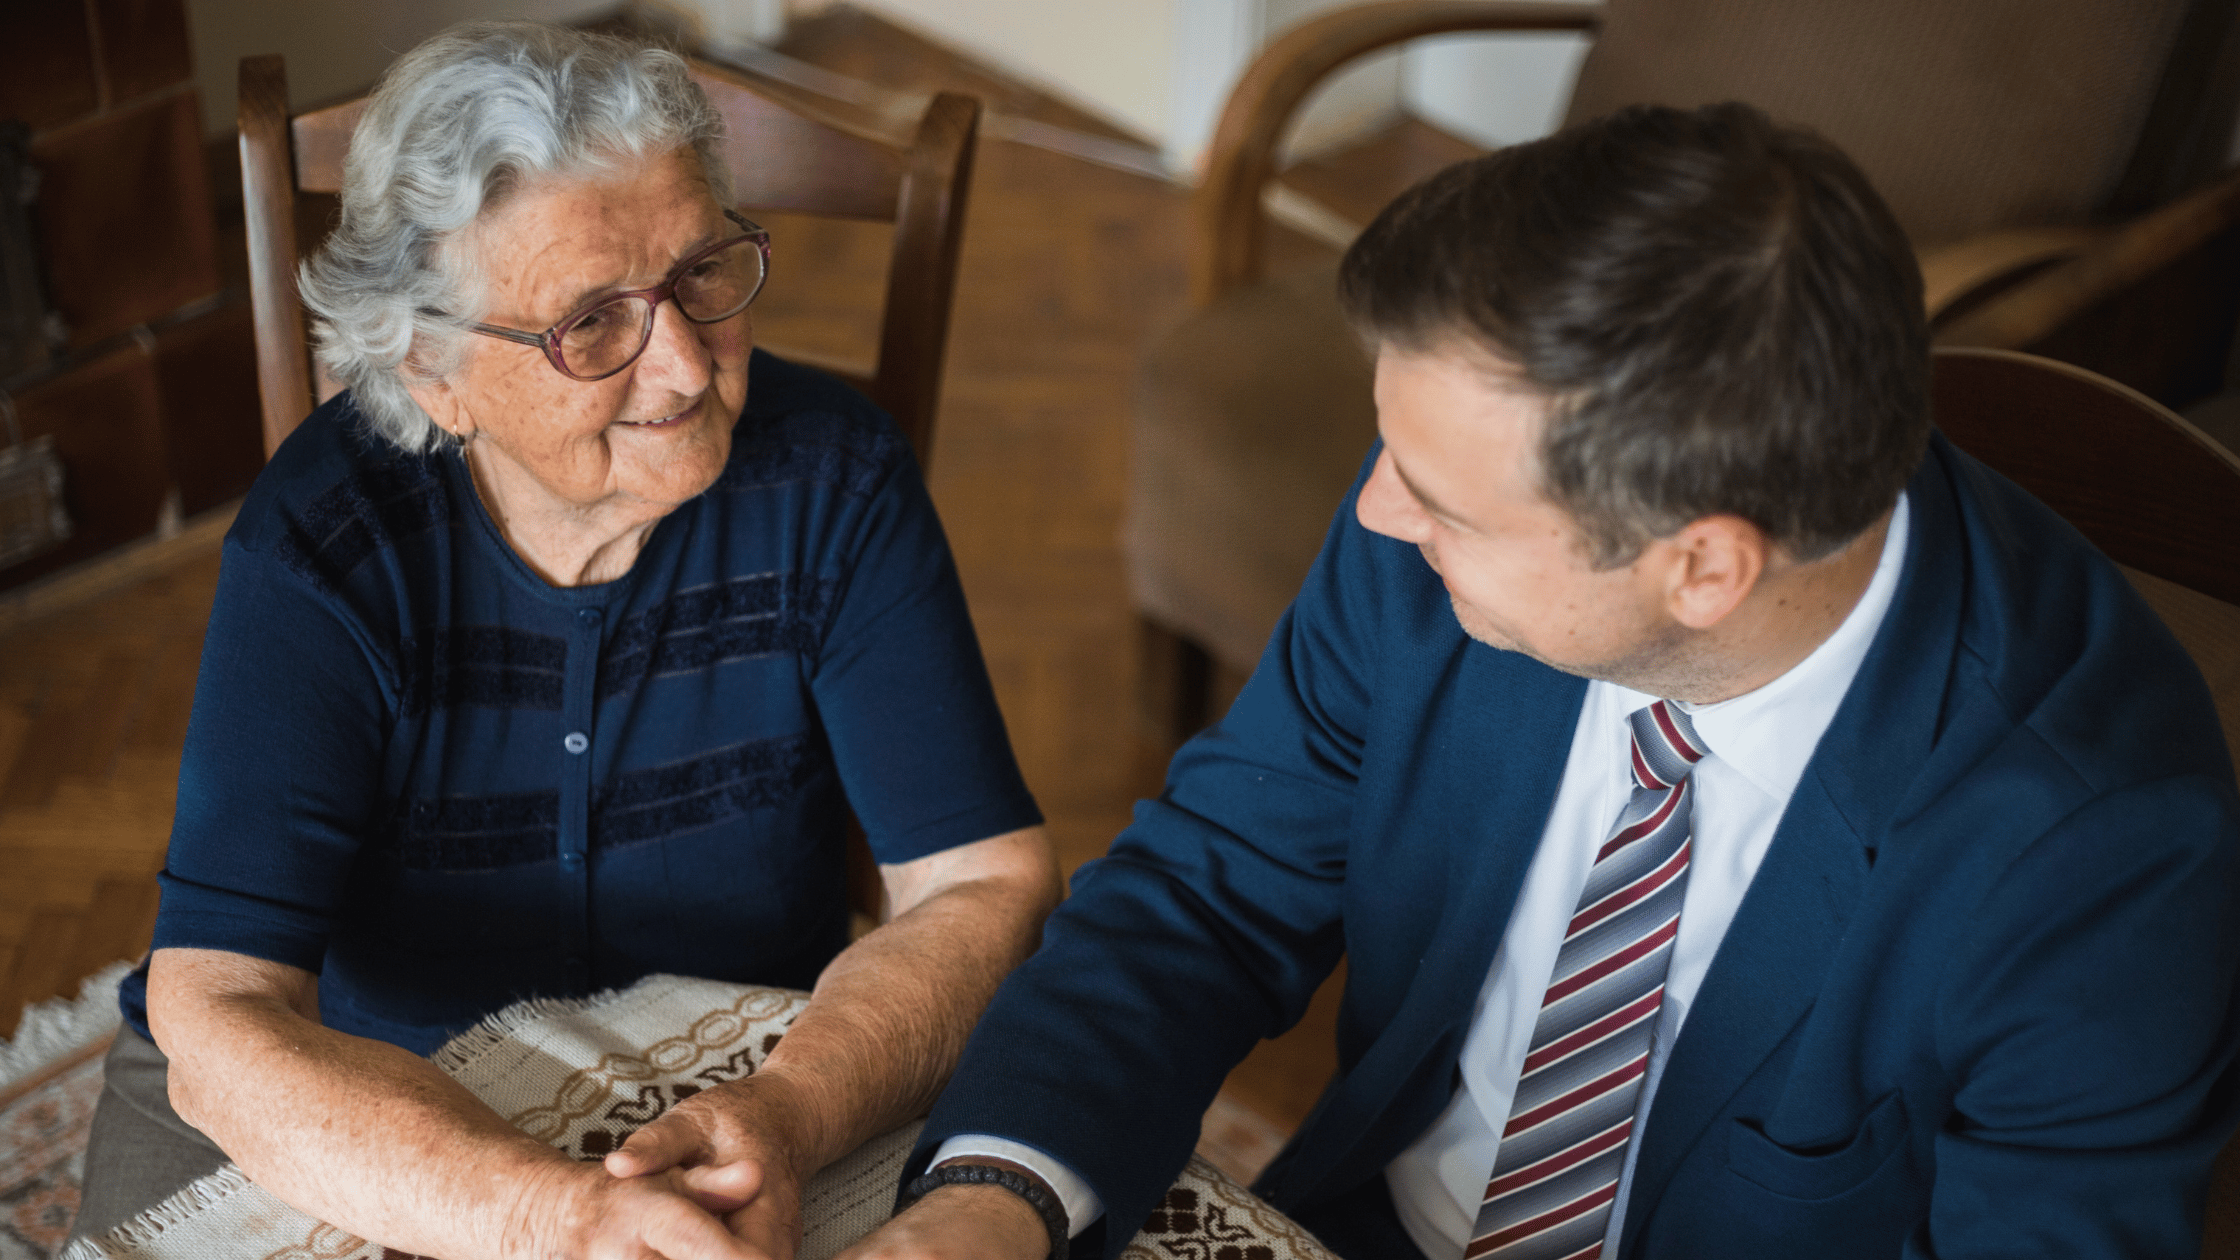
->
[1132, 0, 2240, 745]
[0, 0, 264, 595]
[238, 53, 981, 470]
[1931, 348, 2240, 609]
[1929, 347, 2240, 1260]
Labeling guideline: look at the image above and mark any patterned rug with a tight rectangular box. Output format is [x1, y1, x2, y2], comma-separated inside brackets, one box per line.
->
[0, 965, 131, 1260]
[41, 975, 1336, 1260]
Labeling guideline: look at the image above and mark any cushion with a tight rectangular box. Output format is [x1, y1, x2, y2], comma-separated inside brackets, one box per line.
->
[1130, 263, 1377, 672]
[1565, 0, 2195, 247]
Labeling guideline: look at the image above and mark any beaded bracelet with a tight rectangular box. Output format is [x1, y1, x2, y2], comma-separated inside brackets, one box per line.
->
[902, 1160, 1069, 1260]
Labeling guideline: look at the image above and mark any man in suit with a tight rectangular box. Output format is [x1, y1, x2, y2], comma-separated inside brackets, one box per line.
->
[832, 102, 2240, 1260]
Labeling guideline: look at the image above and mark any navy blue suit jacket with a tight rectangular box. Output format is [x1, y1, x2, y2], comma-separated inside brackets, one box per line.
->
[920, 433, 2240, 1258]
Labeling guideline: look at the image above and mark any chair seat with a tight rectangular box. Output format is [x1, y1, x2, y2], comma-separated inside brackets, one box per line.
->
[1129, 263, 1378, 672]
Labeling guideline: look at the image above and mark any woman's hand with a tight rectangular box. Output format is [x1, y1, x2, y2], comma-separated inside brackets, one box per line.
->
[603, 1073, 822, 1260]
[518, 1156, 769, 1260]
[150, 947, 765, 1260]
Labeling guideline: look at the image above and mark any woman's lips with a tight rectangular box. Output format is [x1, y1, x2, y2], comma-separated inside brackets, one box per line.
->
[616, 402, 695, 428]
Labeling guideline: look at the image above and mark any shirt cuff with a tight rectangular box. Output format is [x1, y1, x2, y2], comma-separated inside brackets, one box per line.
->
[932, 1135, 1105, 1238]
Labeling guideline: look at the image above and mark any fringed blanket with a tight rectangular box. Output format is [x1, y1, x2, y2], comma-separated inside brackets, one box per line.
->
[55, 975, 1335, 1260]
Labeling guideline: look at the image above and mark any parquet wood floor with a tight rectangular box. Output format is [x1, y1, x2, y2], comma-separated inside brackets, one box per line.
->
[0, 6, 1455, 1145]
[0, 545, 220, 1037]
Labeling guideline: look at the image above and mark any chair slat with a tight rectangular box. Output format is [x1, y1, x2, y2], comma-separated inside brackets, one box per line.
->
[290, 99, 367, 194]
[1932, 347, 2240, 606]
[697, 69, 904, 222]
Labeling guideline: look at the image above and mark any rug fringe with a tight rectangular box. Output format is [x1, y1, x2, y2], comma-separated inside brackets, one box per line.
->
[0, 960, 131, 1091]
[59, 1165, 255, 1259]
[427, 983, 632, 1075]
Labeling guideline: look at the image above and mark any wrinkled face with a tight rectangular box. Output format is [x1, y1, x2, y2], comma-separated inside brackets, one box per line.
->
[420, 148, 749, 517]
[1354, 343, 1683, 683]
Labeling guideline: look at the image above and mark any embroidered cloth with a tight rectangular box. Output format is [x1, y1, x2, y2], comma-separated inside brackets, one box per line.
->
[64, 976, 1335, 1260]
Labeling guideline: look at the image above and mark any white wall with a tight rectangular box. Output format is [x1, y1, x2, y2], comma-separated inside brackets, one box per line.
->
[842, 0, 1175, 143]
[1402, 30, 1590, 152]
[185, 0, 620, 137]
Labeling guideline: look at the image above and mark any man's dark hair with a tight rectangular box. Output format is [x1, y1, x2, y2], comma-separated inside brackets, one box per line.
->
[1338, 101, 1929, 566]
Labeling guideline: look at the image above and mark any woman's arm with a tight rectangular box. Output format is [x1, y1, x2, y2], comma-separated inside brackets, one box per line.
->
[148, 947, 766, 1260]
[603, 824, 1062, 1259]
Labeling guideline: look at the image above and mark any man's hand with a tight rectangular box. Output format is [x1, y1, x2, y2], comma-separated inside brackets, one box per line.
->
[830, 1184, 1050, 1260]
[605, 1074, 821, 1260]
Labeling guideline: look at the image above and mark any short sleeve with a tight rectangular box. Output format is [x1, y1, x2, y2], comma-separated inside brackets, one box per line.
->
[806, 440, 1041, 864]
[152, 538, 392, 972]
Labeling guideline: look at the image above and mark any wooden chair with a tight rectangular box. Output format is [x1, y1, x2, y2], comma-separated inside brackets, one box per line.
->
[237, 53, 981, 472]
[1131, 0, 2240, 746]
[1929, 347, 2240, 1260]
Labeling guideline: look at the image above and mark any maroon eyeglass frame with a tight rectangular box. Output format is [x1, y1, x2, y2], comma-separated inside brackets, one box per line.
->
[457, 210, 771, 382]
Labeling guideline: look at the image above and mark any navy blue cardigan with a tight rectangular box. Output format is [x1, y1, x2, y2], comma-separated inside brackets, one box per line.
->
[125, 351, 1040, 1054]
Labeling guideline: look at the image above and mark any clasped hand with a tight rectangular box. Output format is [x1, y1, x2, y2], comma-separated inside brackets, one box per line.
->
[544, 1074, 814, 1260]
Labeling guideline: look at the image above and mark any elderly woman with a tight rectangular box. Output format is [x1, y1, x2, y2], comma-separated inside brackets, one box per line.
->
[70, 22, 1059, 1260]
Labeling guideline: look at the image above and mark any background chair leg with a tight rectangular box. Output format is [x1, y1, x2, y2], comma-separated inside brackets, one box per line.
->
[1137, 614, 1212, 755]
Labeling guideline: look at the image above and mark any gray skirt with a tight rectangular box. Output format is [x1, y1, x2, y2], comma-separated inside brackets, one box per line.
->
[67, 1025, 229, 1246]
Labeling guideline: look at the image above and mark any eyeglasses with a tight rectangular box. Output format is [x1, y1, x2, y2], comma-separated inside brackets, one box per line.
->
[455, 210, 770, 381]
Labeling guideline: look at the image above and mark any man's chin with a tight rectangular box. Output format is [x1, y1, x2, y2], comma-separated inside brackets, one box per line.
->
[1450, 597, 1525, 655]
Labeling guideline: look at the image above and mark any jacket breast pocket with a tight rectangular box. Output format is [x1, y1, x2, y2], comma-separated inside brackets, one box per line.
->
[1725, 1090, 1910, 1202]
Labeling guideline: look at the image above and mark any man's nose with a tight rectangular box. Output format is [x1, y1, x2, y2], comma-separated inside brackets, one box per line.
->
[1356, 446, 1431, 544]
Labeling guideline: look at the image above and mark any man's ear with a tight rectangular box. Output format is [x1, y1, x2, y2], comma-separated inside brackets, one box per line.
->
[1659, 514, 1767, 630]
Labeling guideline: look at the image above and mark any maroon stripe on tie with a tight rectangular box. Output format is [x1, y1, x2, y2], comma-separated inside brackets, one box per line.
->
[1519, 988, 1666, 1077]
[1502, 1054, 1650, 1139]
[1483, 1118, 1635, 1201]
[1630, 741, 1670, 791]
[1569, 842, 1690, 937]
[1593, 784, 1685, 862]
[1651, 703, 1704, 763]
[1541, 917, 1679, 1007]
[1465, 1182, 1620, 1257]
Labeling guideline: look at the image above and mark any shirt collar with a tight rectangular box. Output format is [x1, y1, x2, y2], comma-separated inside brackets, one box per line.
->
[1610, 492, 1911, 806]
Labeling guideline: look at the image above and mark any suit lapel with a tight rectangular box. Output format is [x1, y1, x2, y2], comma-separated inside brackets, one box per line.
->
[1620, 440, 1973, 1247]
[1277, 647, 1590, 1203]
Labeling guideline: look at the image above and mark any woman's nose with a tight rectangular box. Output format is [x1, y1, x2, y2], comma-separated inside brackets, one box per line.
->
[635, 297, 714, 393]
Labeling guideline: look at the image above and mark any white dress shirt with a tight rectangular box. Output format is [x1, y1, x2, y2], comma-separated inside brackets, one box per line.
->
[942, 495, 1910, 1251]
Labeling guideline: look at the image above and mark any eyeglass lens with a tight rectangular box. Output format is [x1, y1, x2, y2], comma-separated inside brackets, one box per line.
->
[557, 237, 765, 378]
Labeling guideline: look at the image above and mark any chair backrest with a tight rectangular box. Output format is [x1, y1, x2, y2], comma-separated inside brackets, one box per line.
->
[1565, 0, 2231, 248]
[238, 52, 980, 469]
[1932, 347, 2240, 607]
[1193, 1, 1602, 304]
[1194, 0, 2237, 303]
[1931, 347, 2240, 786]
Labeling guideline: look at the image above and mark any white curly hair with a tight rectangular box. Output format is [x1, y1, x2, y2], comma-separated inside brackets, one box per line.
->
[296, 22, 735, 452]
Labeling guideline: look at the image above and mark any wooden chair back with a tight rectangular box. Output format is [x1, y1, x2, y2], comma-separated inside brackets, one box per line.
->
[1931, 347, 2240, 607]
[238, 53, 980, 469]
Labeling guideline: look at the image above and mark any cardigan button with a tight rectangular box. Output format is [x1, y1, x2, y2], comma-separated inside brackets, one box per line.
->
[563, 731, 589, 754]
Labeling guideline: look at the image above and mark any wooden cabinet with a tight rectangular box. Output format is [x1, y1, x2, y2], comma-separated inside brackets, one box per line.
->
[0, 0, 261, 592]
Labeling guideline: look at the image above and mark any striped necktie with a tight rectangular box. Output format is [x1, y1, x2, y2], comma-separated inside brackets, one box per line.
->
[1466, 700, 1707, 1260]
